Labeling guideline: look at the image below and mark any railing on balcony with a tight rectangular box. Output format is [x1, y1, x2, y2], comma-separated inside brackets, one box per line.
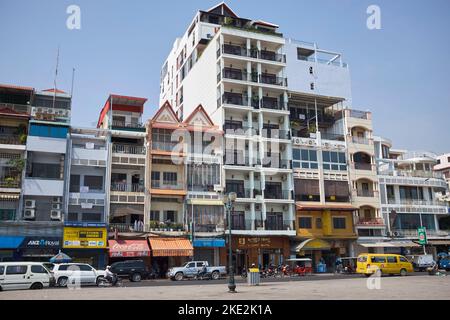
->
[221, 44, 285, 62]
[113, 144, 146, 155]
[110, 183, 144, 193]
[264, 190, 290, 200]
[223, 124, 258, 136]
[0, 179, 21, 188]
[224, 154, 252, 167]
[111, 120, 145, 131]
[259, 50, 286, 63]
[262, 158, 290, 169]
[355, 217, 385, 226]
[261, 129, 290, 139]
[151, 180, 184, 190]
[356, 190, 375, 197]
[260, 97, 285, 110]
[222, 44, 248, 57]
[320, 133, 345, 142]
[352, 136, 370, 145]
[348, 110, 370, 120]
[109, 223, 145, 233]
[354, 162, 373, 171]
[151, 141, 178, 152]
[0, 134, 23, 145]
[224, 187, 252, 199]
[0, 102, 31, 114]
[259, 74, 287, 86]
[387, 198, 445, 206]
[265, 219, 293, 231]
[392, 229, 446, 237]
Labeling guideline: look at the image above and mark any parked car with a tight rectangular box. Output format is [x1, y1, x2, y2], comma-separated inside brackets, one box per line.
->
[110, 260, 154, 282]
[357, 254, 413, 276]
[410, 254, 435, 271]
[167, 261, 227, 281]
[53, 263, 106, 287]
[0, 262, 52, 291]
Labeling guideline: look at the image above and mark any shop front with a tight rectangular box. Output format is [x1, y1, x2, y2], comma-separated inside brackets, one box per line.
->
[148, 237, 194, 278]
[193, 238, 225, 266]
[0, 235, 62, 262]
[222, 236, 290, 274]
[0, 236, 23, 261]
[108, 239, 151, 268]
[63, 224, 108, 269]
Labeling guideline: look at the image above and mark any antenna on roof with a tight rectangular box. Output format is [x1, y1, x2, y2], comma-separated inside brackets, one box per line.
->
[52, 45, 60, 109]
[70, 67, 75, 97]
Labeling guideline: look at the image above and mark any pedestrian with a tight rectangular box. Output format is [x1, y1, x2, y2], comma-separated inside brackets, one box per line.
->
[335, 257, 343, 274]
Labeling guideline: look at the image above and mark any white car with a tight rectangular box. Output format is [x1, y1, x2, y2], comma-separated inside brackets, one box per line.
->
[0, 262, 52, 291]
[53, 263, 106, 287]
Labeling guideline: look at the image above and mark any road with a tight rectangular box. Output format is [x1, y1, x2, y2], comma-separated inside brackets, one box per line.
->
[1, 274, 449, 300]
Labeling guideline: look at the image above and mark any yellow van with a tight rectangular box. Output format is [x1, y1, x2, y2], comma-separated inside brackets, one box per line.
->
[356, 254, 413, 277]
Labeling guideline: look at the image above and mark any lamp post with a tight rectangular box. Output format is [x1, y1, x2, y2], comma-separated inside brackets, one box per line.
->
[223, 192, 237, 293]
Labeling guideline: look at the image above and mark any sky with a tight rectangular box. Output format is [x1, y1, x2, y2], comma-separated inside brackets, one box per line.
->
[0, 0, 449, 154]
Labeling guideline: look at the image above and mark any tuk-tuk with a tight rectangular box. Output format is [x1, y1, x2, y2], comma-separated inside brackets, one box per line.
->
[340, 257, 357, 274]
[285, 258, 313, 276]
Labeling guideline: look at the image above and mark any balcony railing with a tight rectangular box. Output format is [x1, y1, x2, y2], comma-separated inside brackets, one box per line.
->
[112, 120, 145, 131]
[321, 133, 345, 142]
[261, 129, 290, 139]
[110, 183, 144, 193]
[352, 136, 370, 145]
[225, 187, 252, 199]
[221, 44, 286, 62]
[151, 141, 179, 152]
[259, 74, 287, 86]
[259, 50, 286, 63]
[356, 190, 375, 197]
[392, 229, 446, 237]
[0, 102, 31, 114]
[260, 97, 285, 110]
[265, 219, 293, 231]
[109, 223, 145, 233]
[262, 158, 290, 169]
[387, 198, 445, 206]
[354, 162, 373, 171]
[113, 144, 146, 155]
[348, 110, 370, 120]
[355, 217, 385, 226]
[223, 154, 252, 167]
[223, 124, 258, 136]
[264, 190, 290, 200]
[151, 180, 184, 190]
[0, 179, 21, 188]
[0, 134, 24, 145]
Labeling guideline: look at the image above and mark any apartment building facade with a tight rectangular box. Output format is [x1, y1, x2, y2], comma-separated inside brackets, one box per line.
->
[376, 142, 450, 255]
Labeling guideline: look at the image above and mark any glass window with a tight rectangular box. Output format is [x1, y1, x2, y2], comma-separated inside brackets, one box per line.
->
[387, 256, 397, 263]
[293, 149, 301, 160]
[338, 153, 346, 164]
[163, 172, 177, 185]
[371, 256, 386, 263]
[322, 151, 330, 162]
[316, 218, 322, 229]
[78, 265, 93, 271]
[421, 214, 436, 231]
[84, 176, 103, 191]
[70, 175, 80, 192]
[150, 211, 160, 221]
[57, 265, 69, 271]
[301, 149, 309, 161]
[6, 265, 28, 275]
[82, 213, 102, 222]
[0, 266, 4, 274]
[187, 262, 195, 268]
[333, 217, 346, 229]
[358, 256, 367, 263]
[323, 151, 347, 171]
[31, 265, 48, 274]
[293, 149, 318, 170]
[299, 217, 312, 229]
[399, 256, 408, 262]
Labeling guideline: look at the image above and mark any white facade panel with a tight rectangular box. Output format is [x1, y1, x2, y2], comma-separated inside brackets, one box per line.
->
[26, 136, 67, 153]
[23, 178, 64, 196]
[72, 147, 107, 162]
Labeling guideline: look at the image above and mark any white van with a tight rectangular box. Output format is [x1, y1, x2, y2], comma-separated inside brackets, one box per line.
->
[0, 262, 52, 291]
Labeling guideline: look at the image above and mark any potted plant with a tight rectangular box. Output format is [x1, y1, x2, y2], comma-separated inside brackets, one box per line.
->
[4, 177, 17, 188]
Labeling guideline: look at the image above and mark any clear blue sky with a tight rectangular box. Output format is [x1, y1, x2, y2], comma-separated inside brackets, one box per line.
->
[1, 0, 449, 153]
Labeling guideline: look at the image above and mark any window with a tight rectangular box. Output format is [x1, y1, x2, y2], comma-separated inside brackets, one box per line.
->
[0, 209, 15, 221]
[82, 213, 102, 222]
[150, 211, 160, 221]
[382, 145, 390, 159]
[196, 262, 205, 267]
[57, 265, 70, 271]
[70, 175, 80, 192]
[316, 218, 322, 229]
[421, 214, 436, 231]
[187, 262, 195, 268]
[68, 212, 78, 222]
[84, 176, 103, 191]
[6, 265, 27, 275]
[299, 217, 312, 229]
[163, 172, 177, 185]
[333, 217, 346, 229]
[399, 256, 408, 263]
[29, 124, 68, 139]
[78, 264, 93, 271]
[293, 149, 318, 169]
[371, 256, 386, 263]
[164, 211, 176, 223]
[31, 265, 48, 274]
[187, 163, 220, 191]
[323, 151, 347, 171]
[29, 163, 61, 179]
[358, 256, 367, 263]
[325, 181, 350, 202]
[387, 256, 397, 263]
[0, 266, 4, 275]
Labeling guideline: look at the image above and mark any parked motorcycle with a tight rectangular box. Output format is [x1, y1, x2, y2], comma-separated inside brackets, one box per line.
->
[97, 274, 122, 287]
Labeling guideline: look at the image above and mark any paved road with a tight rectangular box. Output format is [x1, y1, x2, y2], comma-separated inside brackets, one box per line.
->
[1, 274, 449, 300]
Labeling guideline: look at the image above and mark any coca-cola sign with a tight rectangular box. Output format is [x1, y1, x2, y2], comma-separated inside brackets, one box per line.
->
[108, 240, 150, 257]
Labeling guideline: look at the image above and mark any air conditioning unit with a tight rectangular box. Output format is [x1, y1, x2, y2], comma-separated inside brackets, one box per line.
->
[25, 200, 36, 208]
[393, 231, 401, 237]
[213, 184, 223, 192]
[293, 138, 301, 145]
[23, 209, 35, 220]
[50, 210, 62, 221]
[52, 197, 62, 203]
[324, 143, 330, 148]
[52, 203, 62, 210]
[308, 140, 314, 145]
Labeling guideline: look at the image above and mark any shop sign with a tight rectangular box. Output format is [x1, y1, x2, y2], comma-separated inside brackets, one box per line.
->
[20, 237, 61, 249]
[63, 227, 107, 249]
[237, 237, 272, 248]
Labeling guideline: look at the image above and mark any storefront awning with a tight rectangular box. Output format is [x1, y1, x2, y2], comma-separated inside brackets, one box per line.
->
[296, 202, 357, 211]
[108, 240, 151, 258]
[360, 241, 420, 248]
[149, 238, 193, 257]
[428, 240, 450, 246]
[296, 238, 331, 252]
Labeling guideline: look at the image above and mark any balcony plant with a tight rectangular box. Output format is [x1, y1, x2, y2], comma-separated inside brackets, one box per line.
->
[3, 176, 17, 188]
[7, 158, 25, 173]
[16, 124, 27, 144]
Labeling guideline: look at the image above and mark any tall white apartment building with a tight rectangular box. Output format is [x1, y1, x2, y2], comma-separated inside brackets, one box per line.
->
[159, 3, 296, 270]
[376, 141, 450, 255]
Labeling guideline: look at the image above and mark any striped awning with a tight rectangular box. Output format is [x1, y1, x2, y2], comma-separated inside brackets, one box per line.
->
[149, 238, 193, 257]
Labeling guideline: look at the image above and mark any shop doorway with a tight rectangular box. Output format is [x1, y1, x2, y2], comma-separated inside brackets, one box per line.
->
[152, 257, 169, 278]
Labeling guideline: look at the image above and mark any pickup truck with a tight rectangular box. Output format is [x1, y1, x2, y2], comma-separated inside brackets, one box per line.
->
[167, 261, 227, 281]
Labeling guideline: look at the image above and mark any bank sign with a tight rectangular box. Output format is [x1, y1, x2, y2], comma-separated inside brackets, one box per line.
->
[63, 227, 107, 249]
[20, 237, 61, 249]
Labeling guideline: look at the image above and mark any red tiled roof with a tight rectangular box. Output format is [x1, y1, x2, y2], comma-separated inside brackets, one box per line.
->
[0, 83, 34, 92]
[42, 88, 67, 94]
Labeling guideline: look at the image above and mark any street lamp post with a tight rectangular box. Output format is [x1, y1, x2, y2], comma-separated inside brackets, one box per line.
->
[223, 192, 237, 293]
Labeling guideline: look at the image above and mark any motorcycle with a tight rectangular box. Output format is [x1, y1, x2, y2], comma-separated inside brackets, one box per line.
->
[194, 270, 212, 280]
[97, 274, 122, 287]
[427, 262, 447, 276]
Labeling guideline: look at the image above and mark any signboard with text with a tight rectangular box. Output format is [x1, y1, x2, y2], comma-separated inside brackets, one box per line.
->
[63, 227, 107, 249]
[418, 227, 427, 245]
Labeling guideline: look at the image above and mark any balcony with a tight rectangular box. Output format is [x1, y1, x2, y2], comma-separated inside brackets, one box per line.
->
[221, 68, 258, 83]
[0, 102, 31, 114]
[112, 144, 145, 155]
[354, 162, 373, 171]
[387, 198, 445, 206]
[72, 145, 107, 166]
[224, 154, 252, 167]
[221, 93, 260, 109]
[262, 158, 290, 169]
[151, 180, 185, 190]
[0, 178, 21, 189]
[110, 183, 144, 193]
[356, 190, 375, 197]
[221, 45, 286, 63]
[348, 110, 370, 120]
[259, 74, 287, 86]
[260, 50, 286, 63]
[109, 223, 146, 233]
[320, 133, 345, 142]
[261, 129, 290, 140]
[351, 136, 371, 145]
[225, 187, 252, 199]
[222, 43, 249, 57]
[151, 141, 179, 153]
[264, 190, 291, 200]
[111, 120, 145, 132]
[223, 123, 258, 136]
[0, 134, 25, 146]
[23, 178, 64, 197]
[260, 97, 286, 111]
[355, 217, 385, 226]
[392, 229, 447, 238]
[265, 219, 293, 231]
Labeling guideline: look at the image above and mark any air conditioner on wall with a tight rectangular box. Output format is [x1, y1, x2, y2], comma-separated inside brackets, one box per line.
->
[52, 204, 62, 210]
[50, 210, 62, 221]
[25, 200, 36, 208]
[23, 209, 35, 220]
[52, 197, 62, 203]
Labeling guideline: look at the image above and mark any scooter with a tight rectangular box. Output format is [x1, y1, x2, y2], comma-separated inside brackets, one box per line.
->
[427, 263, 447, 276]
[97, 274, 122, 287]
[194, 270, 212, 280]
